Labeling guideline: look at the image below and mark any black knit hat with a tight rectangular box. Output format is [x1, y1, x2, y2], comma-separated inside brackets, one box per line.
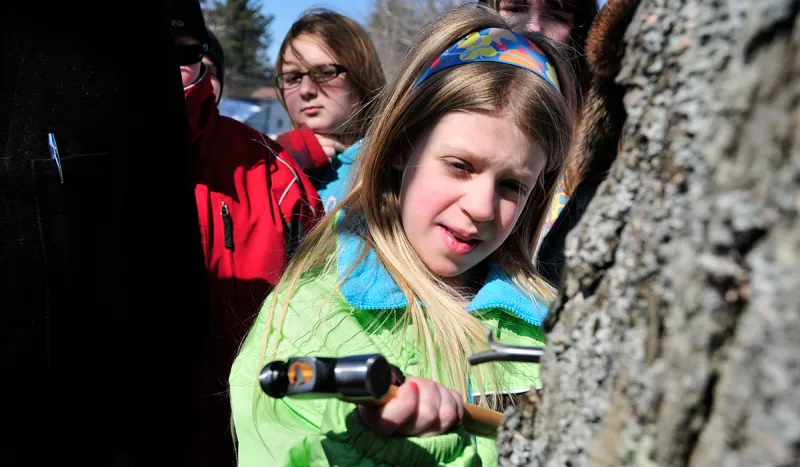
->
[166, 0, 210, 45]
[205, 29, 225, 96]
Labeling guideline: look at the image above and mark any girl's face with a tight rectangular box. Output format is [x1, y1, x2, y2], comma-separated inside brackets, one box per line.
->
[398, 112, 546, 285]
[280, 35, 360, 136]
[498, 0, 575, 44]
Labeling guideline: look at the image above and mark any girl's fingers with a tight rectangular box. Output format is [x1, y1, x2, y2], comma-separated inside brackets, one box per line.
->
[331, 141, 346, 154]
[359, 378, 466, 438]
[314, 134, 346, 159]
[400, 378, 440, 436]
[435, 386, 462, 434]
[321, 145, 338, 159]
[358, 380, 418, 436]
[450, 389, 465, 423]
[415, 384, 463, 437]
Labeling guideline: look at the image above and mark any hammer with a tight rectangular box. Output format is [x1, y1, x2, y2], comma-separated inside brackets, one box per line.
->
[259, 354, 504, 436]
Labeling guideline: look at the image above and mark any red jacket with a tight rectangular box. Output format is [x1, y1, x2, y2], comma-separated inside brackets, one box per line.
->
[185, 72, 323, 465]
[277, 127, 331, 182]
[186, 73, 322, 335]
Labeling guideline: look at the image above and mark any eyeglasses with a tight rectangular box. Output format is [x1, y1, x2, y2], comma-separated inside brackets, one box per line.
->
[174, 42, 208, 66]
[275, 64, 348, 90]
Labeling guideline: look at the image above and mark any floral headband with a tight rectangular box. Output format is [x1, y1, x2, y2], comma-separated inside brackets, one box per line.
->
[415, 27, 561, 93]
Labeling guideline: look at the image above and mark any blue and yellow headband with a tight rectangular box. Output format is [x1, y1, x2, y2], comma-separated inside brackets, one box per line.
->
[415, 28, 561, 93]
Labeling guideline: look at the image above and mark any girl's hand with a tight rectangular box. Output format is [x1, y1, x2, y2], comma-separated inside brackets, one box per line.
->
[357, 377, 465, 437]
[314, 133, 346, 160]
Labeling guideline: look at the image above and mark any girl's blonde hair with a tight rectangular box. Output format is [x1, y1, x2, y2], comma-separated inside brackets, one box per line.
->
[274, 8, 386, 142]
[254, 3, 576, 407]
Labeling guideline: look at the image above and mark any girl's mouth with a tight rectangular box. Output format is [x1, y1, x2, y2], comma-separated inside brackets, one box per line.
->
[440, 226, 481, 255]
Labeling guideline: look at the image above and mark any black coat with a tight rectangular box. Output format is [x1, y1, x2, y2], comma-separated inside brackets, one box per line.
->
[1, 3, 208, 465]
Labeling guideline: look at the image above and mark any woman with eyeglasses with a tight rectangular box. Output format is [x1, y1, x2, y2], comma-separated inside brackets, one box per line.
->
[274, 8, 386, 212]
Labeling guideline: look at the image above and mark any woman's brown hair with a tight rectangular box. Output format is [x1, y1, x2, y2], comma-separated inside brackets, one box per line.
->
[274, 8, 386, 142]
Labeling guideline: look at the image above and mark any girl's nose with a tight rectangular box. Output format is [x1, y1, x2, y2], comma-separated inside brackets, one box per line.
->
[297, 75, 318, 99]
[525, 12, 542, 33]
[460, 179, 497, 222]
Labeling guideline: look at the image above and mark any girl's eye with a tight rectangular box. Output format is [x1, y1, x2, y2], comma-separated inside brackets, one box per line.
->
[445, 159, 473, 174]
[501, 180, 530, 196]
[281, 72, 302, 85]
[501, 5, 528, 14]
[551, 11, 574, 23]
[542, 0, 574, 22]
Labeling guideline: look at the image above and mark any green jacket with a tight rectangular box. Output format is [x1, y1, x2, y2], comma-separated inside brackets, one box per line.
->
[229, 227, 550, 466]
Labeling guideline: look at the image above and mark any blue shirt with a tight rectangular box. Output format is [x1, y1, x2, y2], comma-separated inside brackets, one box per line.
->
[317, 140, 361, 212]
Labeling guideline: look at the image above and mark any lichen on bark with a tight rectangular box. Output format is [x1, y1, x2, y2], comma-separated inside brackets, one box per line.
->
[497, 0, 800, 465]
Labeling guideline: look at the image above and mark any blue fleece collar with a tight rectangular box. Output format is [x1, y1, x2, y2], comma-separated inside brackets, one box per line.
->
[336, 228, 550, 326]
[337, 140, 360, 164]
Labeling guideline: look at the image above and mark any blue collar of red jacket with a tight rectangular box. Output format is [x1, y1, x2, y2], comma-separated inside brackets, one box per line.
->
[335, 220, 550, 326]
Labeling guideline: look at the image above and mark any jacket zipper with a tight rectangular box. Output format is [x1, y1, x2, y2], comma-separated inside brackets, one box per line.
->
[221, 200, 234, 251]
[220, 200, 239, 308]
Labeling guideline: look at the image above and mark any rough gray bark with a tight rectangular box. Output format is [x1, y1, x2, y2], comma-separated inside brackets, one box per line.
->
[498, 0, 800, 465]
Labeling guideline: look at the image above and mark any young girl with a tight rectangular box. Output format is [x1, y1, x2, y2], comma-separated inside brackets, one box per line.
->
[274, 9, 386, 211]
[229, 4, 576, 465]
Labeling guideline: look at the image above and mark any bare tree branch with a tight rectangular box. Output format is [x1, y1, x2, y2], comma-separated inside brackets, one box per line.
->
[365, 0, 463, 80]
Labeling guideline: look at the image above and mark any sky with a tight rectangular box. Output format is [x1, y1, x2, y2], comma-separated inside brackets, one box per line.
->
[263, 0, 608, 65]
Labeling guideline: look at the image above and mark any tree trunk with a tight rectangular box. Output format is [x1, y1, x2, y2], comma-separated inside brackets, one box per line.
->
[498, 0, 800, 465]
